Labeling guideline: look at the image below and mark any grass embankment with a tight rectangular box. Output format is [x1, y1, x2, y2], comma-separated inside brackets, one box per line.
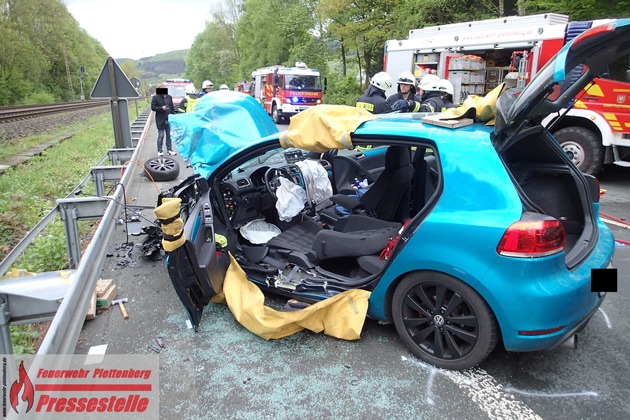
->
[0, 101, 149, 353]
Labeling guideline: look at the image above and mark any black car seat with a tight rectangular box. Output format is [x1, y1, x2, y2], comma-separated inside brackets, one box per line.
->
[323, 145, 414, 224]
[266, 214, 401, 269]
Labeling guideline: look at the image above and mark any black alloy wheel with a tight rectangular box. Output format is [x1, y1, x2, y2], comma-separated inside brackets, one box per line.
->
[392, 272, 498, 370]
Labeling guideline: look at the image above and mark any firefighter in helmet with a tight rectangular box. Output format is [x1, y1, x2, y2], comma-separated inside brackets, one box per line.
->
[386, 71, 421, 112]
[200, 80, 213, 96]
[355, 72, 394, 114]
[178, 85, 201, 113]
[419, 76, 447, 113]
[417, 74, 440, 97]
[436, 79, 456, 109]
[219, 84, 230, 91]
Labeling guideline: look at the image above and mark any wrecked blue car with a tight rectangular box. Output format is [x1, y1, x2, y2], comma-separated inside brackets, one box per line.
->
[157, 21, 627, 369]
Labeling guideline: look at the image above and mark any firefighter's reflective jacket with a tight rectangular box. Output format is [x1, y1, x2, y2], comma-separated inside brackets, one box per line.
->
[179, 94, 202, 113]
[356, 85, 393, 114]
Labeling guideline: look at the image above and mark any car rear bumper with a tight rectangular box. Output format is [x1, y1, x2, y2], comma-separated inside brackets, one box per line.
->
[547, 291, 607, 350]
[481, 223, 614, 352]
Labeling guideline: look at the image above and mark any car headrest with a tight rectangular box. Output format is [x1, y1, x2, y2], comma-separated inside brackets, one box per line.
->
[385, 146, 411, 169]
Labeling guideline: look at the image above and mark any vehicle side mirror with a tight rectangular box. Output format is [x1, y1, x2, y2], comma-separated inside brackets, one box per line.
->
[274, 75, 279, 86]
[323, 77, 328, 94]
[626, 69, 630, 82]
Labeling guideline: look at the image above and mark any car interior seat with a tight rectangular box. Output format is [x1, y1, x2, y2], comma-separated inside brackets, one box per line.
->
[322, 145, 414, 224]
[266, 214, 401, 270]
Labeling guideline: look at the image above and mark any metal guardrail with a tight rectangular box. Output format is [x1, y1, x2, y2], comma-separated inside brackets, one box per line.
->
[0, 108, 152, 354]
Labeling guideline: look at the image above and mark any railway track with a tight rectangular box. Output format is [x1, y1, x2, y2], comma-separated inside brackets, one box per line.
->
[0, 100, 110, 124]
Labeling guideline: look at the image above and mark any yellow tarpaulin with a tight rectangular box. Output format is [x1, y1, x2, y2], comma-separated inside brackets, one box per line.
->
[216, 254, 371, 340]
[279, 104, 378, 153]
[438, 82, 507, 125]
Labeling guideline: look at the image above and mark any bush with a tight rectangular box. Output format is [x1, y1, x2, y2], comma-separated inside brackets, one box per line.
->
[20, 91, 58, 105]
[324, 74, 364, 106]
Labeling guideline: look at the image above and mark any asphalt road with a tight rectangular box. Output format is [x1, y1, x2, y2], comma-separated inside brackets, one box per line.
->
[75, 121, 629, 419]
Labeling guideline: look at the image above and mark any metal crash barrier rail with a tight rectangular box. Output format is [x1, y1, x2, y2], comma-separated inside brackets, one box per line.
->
[0, 108, 151, 354]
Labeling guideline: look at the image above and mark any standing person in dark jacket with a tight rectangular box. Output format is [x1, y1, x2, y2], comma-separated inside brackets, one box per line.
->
[386, 71, 421, 112]
[151, 86, 176, 156]
[356, 72, 394, 114]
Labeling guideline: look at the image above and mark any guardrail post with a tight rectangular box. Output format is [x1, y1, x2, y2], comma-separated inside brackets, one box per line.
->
[90, 165, 124, 197]
[0, 295, 13, 354]
[58, 202, 81, 269]
[107, 148, 134, 165]
[57, 197, 110, 268]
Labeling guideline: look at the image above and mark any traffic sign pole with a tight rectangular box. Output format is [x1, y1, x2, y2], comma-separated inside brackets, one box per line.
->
[91, 57, 140, 149]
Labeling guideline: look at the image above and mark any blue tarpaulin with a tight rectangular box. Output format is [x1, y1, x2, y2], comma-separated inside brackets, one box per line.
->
[168, 91, 278, 179]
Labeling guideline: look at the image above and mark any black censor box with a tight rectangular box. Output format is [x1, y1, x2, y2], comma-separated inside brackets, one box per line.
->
[591, 268, 618, 293]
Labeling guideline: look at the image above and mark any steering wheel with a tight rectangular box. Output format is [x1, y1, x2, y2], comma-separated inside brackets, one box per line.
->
[264, 167, 294, 200]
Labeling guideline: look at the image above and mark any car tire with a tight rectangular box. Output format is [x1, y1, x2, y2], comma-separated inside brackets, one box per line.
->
[272, 104, 281, 124]
[144, 157, 180, 182]
[554, 126, 603, 175]
[392, 271, 498, 370]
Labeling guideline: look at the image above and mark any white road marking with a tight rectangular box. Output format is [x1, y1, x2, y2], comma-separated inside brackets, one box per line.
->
[504, 386, 598, 398]
[402, 356, 542, 420]
[426, 368, 437, 405]
[598, 307, 612, 329]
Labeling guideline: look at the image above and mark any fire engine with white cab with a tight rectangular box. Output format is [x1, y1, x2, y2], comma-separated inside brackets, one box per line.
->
[384, 13, 630, 175]
[252, 62, 326, 124]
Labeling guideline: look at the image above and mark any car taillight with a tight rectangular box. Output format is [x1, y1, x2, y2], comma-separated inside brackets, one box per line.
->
[497, 217, 565, 257]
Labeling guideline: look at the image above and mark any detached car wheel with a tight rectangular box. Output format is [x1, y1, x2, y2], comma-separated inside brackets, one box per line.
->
[555, 127, 603, 175]
[144, 157, 180, 182]
[392, 272, 498, 370]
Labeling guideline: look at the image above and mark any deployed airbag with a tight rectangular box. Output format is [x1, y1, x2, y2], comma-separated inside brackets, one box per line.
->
[275, 177, 307, 221]
[296, 159, 333, 209]
[239, 219, 281, 244]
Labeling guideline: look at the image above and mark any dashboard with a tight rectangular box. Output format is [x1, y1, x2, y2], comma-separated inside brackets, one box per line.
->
[219, 148, 330, 227]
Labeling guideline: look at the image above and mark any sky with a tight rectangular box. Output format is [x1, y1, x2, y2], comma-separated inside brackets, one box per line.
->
[64, 0, 216, 60]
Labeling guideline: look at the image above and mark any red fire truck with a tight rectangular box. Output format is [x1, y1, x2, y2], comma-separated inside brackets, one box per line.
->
[384, 13, 630, 175]
[251, 62, 325, 124]
[162, 78, 195, 110]
[234, 81, 253, 95]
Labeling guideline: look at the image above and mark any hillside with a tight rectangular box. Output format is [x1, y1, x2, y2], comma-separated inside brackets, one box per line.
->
[119, 50, 188, 88]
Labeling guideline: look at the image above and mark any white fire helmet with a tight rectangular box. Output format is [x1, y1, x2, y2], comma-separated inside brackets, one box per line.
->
[436, 79, 454, 96]
[369, 72, 393, 91]
[397, 71, 416, 86]
[202, 80, 214, 89]
[419, 74, 441, 92]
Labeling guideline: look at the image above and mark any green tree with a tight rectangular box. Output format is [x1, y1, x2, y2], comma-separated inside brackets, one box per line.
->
[187, 0, 243, 88]
[0, 0, 107, 104]
[524, 0, 630, 20]
[237, 0, 318, 75]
